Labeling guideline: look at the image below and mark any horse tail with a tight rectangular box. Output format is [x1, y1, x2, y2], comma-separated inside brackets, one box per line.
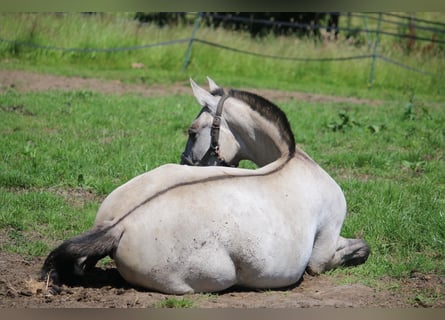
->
[40, 225, 122, 285]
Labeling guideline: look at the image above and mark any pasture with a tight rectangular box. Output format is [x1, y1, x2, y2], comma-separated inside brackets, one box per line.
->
[0, 13, 444, 307]
[0, 71, 444, 307]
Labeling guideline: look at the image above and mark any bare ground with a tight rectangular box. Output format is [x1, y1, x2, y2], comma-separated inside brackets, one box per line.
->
[0, 70, 383, 105]
[1, 245, 444, 308]
[1, 70, 444, 308]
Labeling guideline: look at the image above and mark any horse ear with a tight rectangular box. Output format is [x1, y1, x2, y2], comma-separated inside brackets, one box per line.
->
[190, 78, 219, 113]
[207, 76, 221, 92]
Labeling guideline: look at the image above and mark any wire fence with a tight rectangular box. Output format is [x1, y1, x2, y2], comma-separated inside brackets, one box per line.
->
[202, 12, 445, 43]
[349, 12, 445, 35]
[0, 12, 443, 88]
[0, 37, 191, 53]
[184, 12, 442, 85]
[193, 38, 374, 62]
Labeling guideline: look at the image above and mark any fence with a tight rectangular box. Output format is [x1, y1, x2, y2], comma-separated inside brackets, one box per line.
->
[182, 12, 444, 88]
[1, 12, 443, 88]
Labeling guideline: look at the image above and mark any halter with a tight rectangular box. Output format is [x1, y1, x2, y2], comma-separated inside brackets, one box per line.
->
[181, 94, 232, 167]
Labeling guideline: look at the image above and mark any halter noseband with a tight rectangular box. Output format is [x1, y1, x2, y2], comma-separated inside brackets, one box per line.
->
[181, 94, 232, 167]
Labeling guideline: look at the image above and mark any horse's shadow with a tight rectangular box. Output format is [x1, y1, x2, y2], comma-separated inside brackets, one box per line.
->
[64, 267, 133, 290]
[55, 266, 305, 295]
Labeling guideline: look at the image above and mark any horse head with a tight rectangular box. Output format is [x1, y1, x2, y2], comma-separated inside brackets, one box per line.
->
[180, 77, 242, 167]
[181, 77, 296, 168]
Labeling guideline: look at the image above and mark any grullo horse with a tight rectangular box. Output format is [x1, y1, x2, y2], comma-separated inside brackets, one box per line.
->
[41, 78, 369, 294]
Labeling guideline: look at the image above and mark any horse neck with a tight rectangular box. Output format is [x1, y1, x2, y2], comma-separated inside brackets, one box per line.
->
[224, 102, 290, 167]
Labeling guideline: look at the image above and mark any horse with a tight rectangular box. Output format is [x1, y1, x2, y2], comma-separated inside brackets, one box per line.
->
[40, 78, 370, 294]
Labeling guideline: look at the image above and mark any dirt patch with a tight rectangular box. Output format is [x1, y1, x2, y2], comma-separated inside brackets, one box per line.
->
[0, 104, 36, 116]
[1, 246, 444, 308]
[8, 186, 104, 208]
[0, 70, 191, 98]
[0, 70, 383, 106]
[1, 69, 443, 308]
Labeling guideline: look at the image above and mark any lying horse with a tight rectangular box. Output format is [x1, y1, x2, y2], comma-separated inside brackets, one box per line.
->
[41, 78, 370, 294]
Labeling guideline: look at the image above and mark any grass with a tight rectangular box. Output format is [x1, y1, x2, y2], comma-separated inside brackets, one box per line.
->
[0, 13, 444, 102]
[0, 89, 196, 256]
[155, 297, 195, 308]
[0, 13, 444, 300]
[0, 90, 192, 191]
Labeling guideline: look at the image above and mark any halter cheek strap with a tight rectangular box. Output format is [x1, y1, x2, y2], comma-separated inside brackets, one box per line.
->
[210, 94, 228, 150]
[199, 94, 231, 166]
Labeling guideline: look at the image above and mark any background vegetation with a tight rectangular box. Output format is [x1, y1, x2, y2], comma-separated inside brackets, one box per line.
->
[0, 12, 444, 303]
[0, 12, 444, 99]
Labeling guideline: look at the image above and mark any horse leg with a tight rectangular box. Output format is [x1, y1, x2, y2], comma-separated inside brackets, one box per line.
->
[331, 236, 370, 268]
[307, 228, 370, 275]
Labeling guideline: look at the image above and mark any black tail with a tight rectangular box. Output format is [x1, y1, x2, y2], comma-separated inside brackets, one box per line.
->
[40, 226, 121, 285]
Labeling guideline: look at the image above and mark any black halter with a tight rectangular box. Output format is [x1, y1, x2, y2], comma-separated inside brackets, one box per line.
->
[181, 94, 232, 167]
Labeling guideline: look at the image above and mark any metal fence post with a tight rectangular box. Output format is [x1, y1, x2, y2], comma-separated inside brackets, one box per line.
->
[183, 12, 203, 72]
[368, 12, 382, 89]
[362, 13, 372, 51]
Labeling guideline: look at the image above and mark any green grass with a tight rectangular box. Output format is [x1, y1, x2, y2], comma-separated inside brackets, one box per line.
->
[0, 89, 193, 192]
[155, 297, 195, 308]
[1, 189, 98, 256]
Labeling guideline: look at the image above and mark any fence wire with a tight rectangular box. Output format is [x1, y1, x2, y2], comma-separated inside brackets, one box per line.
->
[0, 12, 442, 83]
[204, 12, 445, 43]
[376, 54, 434, 76]
[350, 12, 445, 34]
[193, 38, 374, 62]
[0, 36, 436, 78]
[0, 37, 190, 52]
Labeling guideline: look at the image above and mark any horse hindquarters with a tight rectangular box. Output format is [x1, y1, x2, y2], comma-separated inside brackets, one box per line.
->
[113, 228, 239, 294]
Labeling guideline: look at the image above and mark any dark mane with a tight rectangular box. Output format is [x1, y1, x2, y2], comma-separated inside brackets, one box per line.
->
[228, 89, 296, 155]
